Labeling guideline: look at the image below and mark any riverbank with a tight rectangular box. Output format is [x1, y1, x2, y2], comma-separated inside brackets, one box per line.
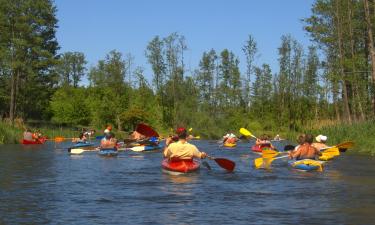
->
[0, 121, 81, 144]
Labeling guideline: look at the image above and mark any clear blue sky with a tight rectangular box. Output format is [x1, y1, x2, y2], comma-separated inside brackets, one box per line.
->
[55, 0, 315, 81]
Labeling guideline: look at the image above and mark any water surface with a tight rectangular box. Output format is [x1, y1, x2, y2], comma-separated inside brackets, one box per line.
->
[1, 140, 374, 224]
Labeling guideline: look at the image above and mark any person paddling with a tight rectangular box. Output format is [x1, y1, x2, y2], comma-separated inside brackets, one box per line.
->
[289, 134, 322, 160]
[23, 128, 34, 141]
[312, 134, 328, 151]
[164, 127, 207, 160]
[72, 132, 87, 143]
[223, 133, 238, 145]
[100, 129, 117, 149]
[255, 134, 275, 150]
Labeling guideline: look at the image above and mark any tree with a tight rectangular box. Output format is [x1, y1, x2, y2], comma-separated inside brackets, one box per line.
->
[242, 34, 258, 111]
[56, 52, 86, 87]
[0, 0, 59, 122]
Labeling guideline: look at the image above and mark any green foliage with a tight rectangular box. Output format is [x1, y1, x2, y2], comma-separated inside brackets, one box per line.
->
[50, 87, 90, 125]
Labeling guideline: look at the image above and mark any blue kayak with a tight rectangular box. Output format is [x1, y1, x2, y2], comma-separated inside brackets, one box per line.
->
[98, 148, 118, 157]
[288, 159, 323, 172]
[73, 142, 94, 148]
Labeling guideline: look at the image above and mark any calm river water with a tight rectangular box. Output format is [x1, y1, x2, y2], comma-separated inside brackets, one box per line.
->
[1, 140, 375, 224]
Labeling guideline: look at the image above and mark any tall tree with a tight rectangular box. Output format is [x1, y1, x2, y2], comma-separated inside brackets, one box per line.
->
[242, 34, 258, 111]
[0, 0, 59, 122]
[56, 52, 86, 87]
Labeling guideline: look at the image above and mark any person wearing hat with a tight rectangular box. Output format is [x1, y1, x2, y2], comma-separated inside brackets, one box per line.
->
[312, 135, 328, 151]
[100, 129, 117, 149]
[289, 134, 322, 160]
[164, 127, 207, 160]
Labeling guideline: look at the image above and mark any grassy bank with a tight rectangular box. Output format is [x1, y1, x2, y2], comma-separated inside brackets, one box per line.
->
[0, 121, 82, 144]
[282, 120, 375, 156]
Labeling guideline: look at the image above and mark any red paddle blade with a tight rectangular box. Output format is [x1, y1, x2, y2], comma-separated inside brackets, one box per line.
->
[136, 123, 159, 137]
[214, 158, 235, 172]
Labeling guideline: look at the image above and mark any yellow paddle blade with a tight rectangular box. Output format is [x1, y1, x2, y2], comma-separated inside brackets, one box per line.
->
[188, 128, 193, 132]
[239, 128, 256, 138]
[254, 157, 275, 169]
[336, 141, 354, 149]
[263, 158, 276, 169]
[262, 149, 279, 158]
[195, 136, 200, 139]
[254, 158, 265, 168]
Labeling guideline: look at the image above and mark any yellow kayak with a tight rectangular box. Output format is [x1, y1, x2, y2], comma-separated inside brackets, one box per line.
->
[224, 142, 236, 147]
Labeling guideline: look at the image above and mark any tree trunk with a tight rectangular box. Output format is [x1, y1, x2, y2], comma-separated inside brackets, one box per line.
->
[364, 0, 375, 115]
[9, 70, 16, 123]
[335, 0, 352, 123]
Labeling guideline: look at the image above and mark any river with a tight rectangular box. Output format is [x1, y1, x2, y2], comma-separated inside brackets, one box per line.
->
[1, 140, 374, 224]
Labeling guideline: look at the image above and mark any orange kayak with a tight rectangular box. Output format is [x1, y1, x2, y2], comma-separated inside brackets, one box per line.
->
[162, 158, 200, 174]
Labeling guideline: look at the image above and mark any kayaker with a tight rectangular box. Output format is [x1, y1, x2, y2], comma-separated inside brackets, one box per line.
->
[131, 130, 146, 141]
[100, 130, 117, 149]
[72, 132, 87, 143]
[289, 134, 322, 160]
[223, 133, 237, 144]
[274, 134, 282, 141]
[312, 135, 328, 151]
[164, 127, 207, 160]
[255, 134, 275, 149]
[23, 128, 34, 141]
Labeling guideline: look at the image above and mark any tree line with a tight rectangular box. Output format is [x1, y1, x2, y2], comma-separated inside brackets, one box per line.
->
[1, 0, 375, 138]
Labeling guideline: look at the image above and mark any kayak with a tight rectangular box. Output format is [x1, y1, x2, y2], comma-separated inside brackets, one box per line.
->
[21, 138, 46, 145]
[251, 145, 262, 152]
[318, 154, 335, 161]
[98, 148, 118, 157]
[72, 142, 93, 148]
[288, 159, 324, 172]
[127, 144, 162, 152]
[161, 158, 200, 175]
[251, 145, 275, 153]
[223, 142, 236, 147]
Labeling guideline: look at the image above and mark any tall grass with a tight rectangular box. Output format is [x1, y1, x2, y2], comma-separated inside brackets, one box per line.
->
[310, 120, 375, 156]
[282, 120, 375, 156]
[0, 121, 82, 144]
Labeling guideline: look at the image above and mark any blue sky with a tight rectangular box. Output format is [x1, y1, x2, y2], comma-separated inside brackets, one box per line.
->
[55, 0, 315, 81]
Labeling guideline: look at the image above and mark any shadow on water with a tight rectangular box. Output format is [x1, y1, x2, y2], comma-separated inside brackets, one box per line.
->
[0, 140, 375, 224]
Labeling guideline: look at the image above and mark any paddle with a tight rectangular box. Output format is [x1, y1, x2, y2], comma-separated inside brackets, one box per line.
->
[254, 150, 288, 169]
[69, 148, 98, 154]
[136, 123, 159, 137]
[239, 128, 257, 139]
[207, 156, 235, 172]
[321, 141, 354, 152]
[45, 136, 73, 142]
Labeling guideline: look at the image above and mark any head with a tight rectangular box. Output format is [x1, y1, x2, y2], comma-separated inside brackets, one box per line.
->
[305, 134, 314, 144]
[260, 134, 269, 141]
[176, 127, 187, 139]
[104, 129, 110, 134]
[106, 125, 112, 131]
[315, 134, 327, 143]
[297, 134, 306, 145]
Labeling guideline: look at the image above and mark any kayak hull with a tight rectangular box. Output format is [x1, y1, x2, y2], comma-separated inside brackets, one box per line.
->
[288, 159, 323, 172]
[21, 138, 46, 145]
[98, 148, 118, 157]
[162, 158, 200, 174]
[224, 143, 236, 147]
[72, 142, 93, 148]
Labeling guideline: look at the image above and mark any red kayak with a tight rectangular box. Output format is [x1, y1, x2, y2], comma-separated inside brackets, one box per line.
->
[251, 144, 274, 153]
[251, 145, 262, 152]
[162, 158, 200, 174]
[21, 138, 46, 145]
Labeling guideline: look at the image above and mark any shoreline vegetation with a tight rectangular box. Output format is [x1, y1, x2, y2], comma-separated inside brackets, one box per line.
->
[1, 1, 375, 152]
[1, 120, 373, 156]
